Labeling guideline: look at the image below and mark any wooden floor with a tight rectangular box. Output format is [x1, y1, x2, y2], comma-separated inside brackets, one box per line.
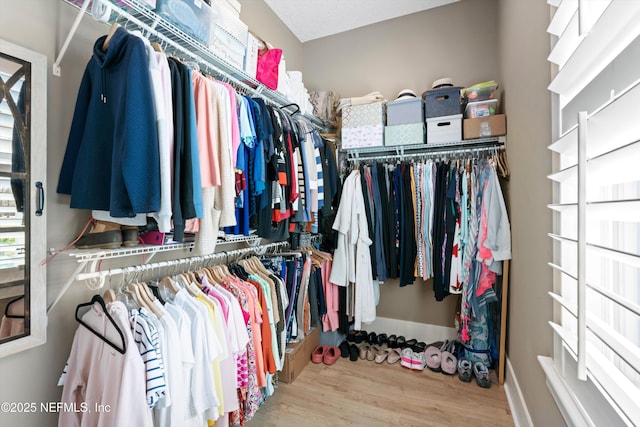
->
[246, 355, 514, 427]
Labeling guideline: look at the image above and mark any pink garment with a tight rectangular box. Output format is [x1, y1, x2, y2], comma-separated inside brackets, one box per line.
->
[59, 301, 152, 427]
[192, 72, 221, 188]
[219, 82, 241, 169]
[476, 193, 496, 296]
[321, 260, 340, 332]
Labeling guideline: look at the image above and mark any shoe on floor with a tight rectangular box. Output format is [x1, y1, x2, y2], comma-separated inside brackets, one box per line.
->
[458, 357, 473, 382]
[75, 220, 123, 249]
[473, 361, 491, 388]
[425, 345, 442, 372]
[339, 341, 351, 358]
[400, 348, 415, 369]
[359, 344, 370, 360]
[311, 345, 327, 364]
[374, 347, 392, 364]
[440, 341, 458, 375]
[386, 348, 402, 364]
[349, 344, 359, 362]
[411, 351, 427, 371]
[323, 346, 340, 365]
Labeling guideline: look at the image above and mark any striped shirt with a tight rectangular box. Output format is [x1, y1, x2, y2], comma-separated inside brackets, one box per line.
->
[130, 308, 167, 408]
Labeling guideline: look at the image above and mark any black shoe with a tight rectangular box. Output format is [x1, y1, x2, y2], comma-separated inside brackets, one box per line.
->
[396, 336, 406, 348]
[367, 332, 377, 345]
[403, 338, 418, 349]
[346, 330, 357, 343]
[349, 344, 359, 361]
[354, 330, 367, 344]
[339, 341, 350, 358]
[376, 333, 388, 346]
[388, 334, 398, 348]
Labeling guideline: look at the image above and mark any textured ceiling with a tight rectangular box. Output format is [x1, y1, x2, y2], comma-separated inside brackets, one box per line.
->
[264, 0, 461, 43]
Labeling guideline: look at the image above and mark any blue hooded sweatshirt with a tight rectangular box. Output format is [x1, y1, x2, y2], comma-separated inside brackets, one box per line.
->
[57, 27, 160, 218]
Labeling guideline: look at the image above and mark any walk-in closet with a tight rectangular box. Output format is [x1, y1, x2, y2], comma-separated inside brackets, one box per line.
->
[0, 1, 638, 426]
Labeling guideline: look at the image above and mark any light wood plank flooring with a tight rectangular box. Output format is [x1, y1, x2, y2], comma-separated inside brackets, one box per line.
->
[246, 356, 514, 427]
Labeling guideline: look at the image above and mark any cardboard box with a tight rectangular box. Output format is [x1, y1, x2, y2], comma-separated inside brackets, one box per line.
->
[280, 327, 320, 384]
[384, 122, 425, 146]
[426, 114, 462, 144]
[463, 114, 506, 139]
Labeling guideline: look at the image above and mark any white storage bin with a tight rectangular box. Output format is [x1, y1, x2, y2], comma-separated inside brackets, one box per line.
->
[426, 114, 462, 144]
[386, 97, 423, 126]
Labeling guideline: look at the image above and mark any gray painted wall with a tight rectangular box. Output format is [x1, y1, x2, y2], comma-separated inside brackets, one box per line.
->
[303, 0, 501, 327]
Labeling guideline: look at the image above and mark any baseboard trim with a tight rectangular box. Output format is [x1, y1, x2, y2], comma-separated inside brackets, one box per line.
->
[364, 317, 457, 343]
[504, 357, 534, 427]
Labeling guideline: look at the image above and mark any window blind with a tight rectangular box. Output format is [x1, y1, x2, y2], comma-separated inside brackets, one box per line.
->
[546, 0, 640, 424]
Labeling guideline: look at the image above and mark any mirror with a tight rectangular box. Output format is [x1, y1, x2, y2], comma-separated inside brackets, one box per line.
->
[0, 39, 46, 358]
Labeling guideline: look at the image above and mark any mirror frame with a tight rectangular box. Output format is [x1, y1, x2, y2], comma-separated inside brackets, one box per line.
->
[0, 38, 47, 358]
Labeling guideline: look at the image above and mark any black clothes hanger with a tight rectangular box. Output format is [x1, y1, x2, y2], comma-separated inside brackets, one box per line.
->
[4, 295, 25, 319]
[281, 103, 300, 115]
[75, 295, 126, 355]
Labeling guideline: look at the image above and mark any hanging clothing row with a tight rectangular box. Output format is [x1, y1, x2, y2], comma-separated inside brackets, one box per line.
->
[332, 151, 511, 365]
[59, 246, 334, 427]
[56, 25, 339, 253]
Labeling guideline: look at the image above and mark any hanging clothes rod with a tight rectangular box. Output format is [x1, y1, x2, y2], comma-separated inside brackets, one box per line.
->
[347, 143, 505, 163]
[55, 0, 326, 131]
[74, 240, 291, 288]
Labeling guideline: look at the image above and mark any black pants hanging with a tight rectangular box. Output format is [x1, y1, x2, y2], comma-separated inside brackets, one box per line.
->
[432, 161, 450, 301]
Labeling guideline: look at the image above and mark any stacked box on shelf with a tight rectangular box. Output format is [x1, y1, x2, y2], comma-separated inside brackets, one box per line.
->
[341, 101, 385, 149]
[244, 32, 260, 78]
[423, 86, 464, 144]
[209, 0, 248, 70]
[156, 0, 216, 46]
[384, 97, 425, 146]
[462, 81, 505, 139]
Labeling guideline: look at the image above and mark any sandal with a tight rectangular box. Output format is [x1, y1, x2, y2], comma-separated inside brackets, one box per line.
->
[387, 348, 402, 364]
[473, 362, 491, 388]
[412, 341, 427, 353]
[354, 330, 367, 344]
[376, 333, 388, 346]
[388, 334, 398, 348]
[396, 336, 406, 348]
[346, 330, 357, 343]
[403, 338, 418, 349]
[367, 331, 378, 345]
[374, 347, 392, 364]
[366, 345, 380, 361]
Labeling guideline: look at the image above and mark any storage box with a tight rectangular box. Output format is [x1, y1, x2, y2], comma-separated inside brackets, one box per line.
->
[214, 0, 248, 47]
[465, 81, 498, 102]
[426, 114, 462, 144]
[280, 327, 320, 383]
[244, 32, 260, 78]
[156, 0, 214, 45]
[463, 114, 506, 139]
[342, 124, 384, 148]
[213, 0, 241, 17]
[384, 123, 425, 146]
[386, 97, 423, 126]
[423, 86, 464, 118]
[342, 101, 385, 128]
[211, 25, 246, 70]
[465, 99, 499, 118]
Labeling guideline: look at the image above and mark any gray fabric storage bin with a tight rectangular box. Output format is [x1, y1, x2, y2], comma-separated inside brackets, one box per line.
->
[386, 97, 424, 125]
[423, 86, 464, 118]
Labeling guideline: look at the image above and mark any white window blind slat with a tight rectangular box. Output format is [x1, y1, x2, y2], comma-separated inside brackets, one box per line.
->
[547, 0, 577, 37]
[548, 1, 640, 108]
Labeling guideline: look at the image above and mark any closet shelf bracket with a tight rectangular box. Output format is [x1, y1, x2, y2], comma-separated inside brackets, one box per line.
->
[46, 242, 195, 314]
[53, 0, 91, 77]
